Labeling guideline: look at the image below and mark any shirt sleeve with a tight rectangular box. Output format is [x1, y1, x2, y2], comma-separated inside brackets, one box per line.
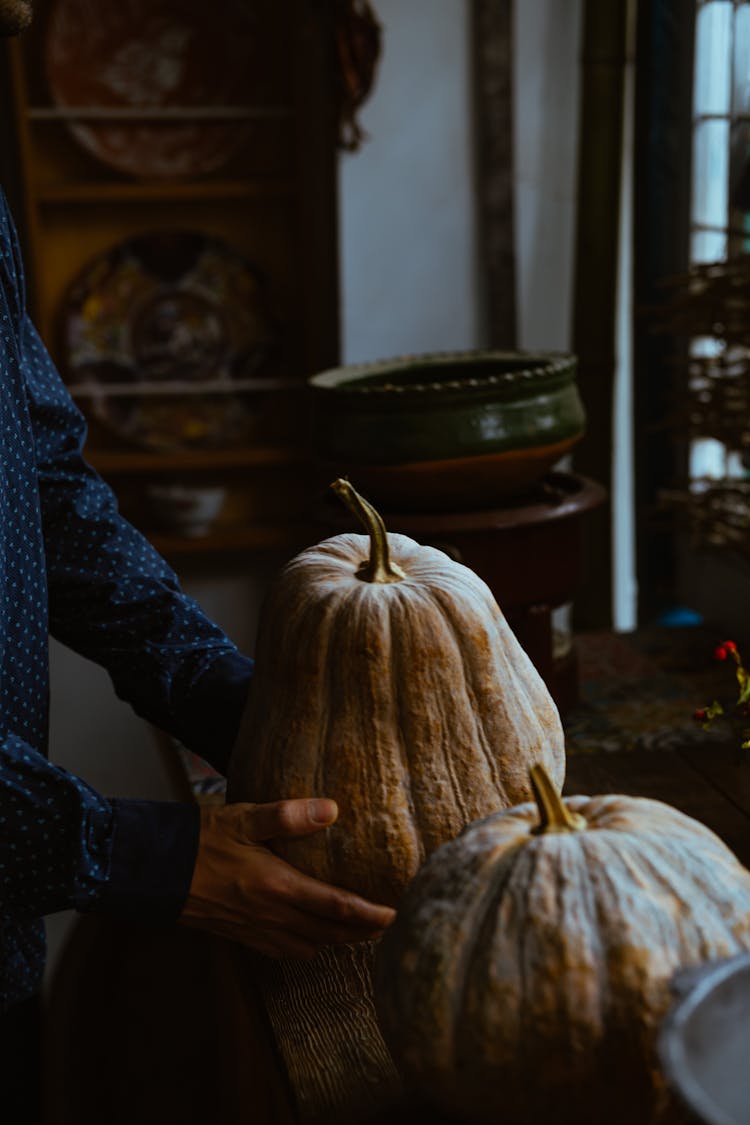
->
[3, 322, 250, 922]
[0, 198, 253, 932]
[19, 312, 253, 776]
[16, 317, 254, 919]
[0, 729, 199, 923]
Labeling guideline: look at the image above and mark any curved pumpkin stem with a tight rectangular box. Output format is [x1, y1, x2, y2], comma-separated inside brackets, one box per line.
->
[331, 478, 407, 584]
[529, 763, 587, 835]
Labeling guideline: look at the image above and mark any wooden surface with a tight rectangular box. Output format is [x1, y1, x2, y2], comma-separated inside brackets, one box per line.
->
[42, 742, 750, 1124]
[564, 743, 750, 868]
[44, 922, 297, 1125]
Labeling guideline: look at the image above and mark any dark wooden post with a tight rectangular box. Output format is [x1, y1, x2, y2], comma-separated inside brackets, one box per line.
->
[471, 0, 517, 348]
[571, 0, 631, 629]
[632, 0, 695, 624]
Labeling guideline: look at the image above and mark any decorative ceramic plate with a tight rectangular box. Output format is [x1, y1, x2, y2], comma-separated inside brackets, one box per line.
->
[45, 0, 259, 179]
[62, 230, 277, 451]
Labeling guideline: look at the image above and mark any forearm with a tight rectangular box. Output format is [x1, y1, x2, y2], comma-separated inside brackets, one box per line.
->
[40, 469, 248, 738]
[43, 477, 253, 772]
[19, 311, 252, 773]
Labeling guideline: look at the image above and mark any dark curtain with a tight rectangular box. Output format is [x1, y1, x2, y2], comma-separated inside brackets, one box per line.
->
[472, 0, 516, 348]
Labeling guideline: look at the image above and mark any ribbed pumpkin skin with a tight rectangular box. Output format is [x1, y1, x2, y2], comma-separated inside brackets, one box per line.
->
[227, 531, 565, 907]
[374, 795, 750, 1125]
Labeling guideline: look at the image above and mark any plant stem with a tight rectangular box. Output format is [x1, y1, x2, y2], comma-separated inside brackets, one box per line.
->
[529, 763, 588, 835]
[331, 478, 406, 584]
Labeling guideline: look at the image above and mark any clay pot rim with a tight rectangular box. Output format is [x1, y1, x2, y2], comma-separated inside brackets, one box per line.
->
[308, 349, 577, 398]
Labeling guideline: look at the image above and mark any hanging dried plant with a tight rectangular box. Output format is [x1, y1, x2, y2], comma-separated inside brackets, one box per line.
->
[650, 256, 750, 346]
[692, 639, 750, 757]
[334, 0, 383, 152]
[648, 255, 750, 555]
[660, 479, 750, 557]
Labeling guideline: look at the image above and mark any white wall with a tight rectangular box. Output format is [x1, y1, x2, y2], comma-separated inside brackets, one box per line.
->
[339, 0, 482, 362]
[340, 0, 582, 361]
[514, 0, 583, 351]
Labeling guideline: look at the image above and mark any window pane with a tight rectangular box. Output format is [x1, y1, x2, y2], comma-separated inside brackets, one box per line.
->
[694, 1, 733, 117]
[690, 436, 729, 480]
[691, 227, 728, 262]
[692, 118, 730, 226]
[732, 4, 750, 114]
[691, 336, 725, 359]
[690, 2, 741, 485]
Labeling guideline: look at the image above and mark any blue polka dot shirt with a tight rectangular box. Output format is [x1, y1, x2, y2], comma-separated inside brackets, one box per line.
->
[0, 190, 253, 1011]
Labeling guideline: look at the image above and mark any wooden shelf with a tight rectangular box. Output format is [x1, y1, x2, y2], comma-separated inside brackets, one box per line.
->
[34, 178, 295, 204]
[86, 445, 309, 474]
[148, 521, 316, 557]
[3, 1, 340, 565]
[28, 105, 291, 122]
[67, 376, 304, 398]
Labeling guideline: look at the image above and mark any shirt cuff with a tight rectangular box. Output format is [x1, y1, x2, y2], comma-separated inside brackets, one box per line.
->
[86, 798, 200, 924]
[173, 651, 253, 775]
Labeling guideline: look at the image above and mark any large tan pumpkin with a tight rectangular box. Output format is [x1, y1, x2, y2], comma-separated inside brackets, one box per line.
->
[228, 478, 565, 906]
[374, 765, 750, 1125]
[227, 480, 565, 1123]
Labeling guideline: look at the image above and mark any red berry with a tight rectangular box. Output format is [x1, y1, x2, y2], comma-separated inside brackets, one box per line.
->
[693, 708, 708, 722]
[723, 640, 738, 652]
[714, 645, 729, 661]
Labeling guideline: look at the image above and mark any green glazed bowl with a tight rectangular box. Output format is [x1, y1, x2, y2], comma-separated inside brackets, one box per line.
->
[308, 350, 586, 512]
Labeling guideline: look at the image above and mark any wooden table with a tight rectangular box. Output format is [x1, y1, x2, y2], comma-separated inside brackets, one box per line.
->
[564, 742, 750, 867]
[43, 741, 750, 1125]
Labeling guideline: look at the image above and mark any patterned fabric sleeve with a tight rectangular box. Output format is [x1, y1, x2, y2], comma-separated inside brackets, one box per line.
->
[0, 189, 253, 1008]
[19, 313, 253, 773]
[0, 730, 199, 923]
[0, 724, 201, 1009]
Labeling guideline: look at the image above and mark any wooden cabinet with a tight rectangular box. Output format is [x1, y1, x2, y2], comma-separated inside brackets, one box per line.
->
[0, 1, 340, 563]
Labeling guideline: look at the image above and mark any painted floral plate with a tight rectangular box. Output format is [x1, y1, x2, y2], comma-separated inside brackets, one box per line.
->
[61, 230, 277, 451]
[45, 0, 260, 179]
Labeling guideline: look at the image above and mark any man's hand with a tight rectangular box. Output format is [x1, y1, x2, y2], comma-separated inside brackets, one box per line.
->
[179, 798, 396, 960]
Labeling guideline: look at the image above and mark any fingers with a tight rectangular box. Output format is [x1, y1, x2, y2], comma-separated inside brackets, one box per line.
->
[266, 856, 397, 933]
[237, 798, 339, 842]
[185, 903, 387, 960]
[183, 914, 319, 961]
[187, 800, 398, 961]
[274, 900, 392, 949]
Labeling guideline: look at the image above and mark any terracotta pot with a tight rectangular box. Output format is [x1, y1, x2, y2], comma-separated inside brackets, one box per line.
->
[308, 350, 585, 511]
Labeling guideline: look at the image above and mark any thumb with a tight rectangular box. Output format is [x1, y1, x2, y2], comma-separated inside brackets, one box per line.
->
[241, 797, 338, 842]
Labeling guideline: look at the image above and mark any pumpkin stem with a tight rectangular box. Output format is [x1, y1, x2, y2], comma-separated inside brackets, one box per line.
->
[529, 764, 587, 835]
[331, 478, 407, 584]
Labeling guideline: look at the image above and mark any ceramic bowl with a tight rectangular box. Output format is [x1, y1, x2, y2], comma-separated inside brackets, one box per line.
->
[658, 953, 750, 1125]
[308, 350, 586, 512]
[145, 483, 227, 538]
